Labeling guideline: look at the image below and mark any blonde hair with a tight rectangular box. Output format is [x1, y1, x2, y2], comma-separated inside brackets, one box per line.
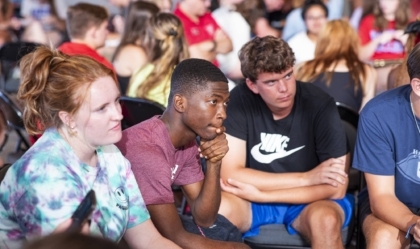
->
[297, 20, 366, 93]
[132, 13, 189, 98]
[18, 46, 115, 135]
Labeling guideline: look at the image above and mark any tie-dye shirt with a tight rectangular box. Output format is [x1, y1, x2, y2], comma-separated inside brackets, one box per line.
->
[0, 128, 150, 249]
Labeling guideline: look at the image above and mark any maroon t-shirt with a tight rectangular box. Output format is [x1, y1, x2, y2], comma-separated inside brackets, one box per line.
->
[116, 116, 204, 205]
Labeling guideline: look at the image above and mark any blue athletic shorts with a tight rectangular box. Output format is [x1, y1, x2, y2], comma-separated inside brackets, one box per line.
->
[243, 193, 355, 238]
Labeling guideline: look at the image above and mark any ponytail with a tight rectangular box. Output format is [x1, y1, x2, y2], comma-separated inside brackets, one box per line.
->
[18, 46, 114, 134]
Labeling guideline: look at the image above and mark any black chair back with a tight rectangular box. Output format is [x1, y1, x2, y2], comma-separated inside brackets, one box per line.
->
[0, 41, 39, 93]
[120, 96, 165, 130]
[336, 102, 359, 129]
[0, 90, 30, 151]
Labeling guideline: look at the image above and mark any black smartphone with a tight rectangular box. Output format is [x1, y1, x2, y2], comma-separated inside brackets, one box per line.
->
[66, 189, 97, 232]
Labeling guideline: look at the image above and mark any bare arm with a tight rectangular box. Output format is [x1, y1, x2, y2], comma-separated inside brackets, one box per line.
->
[365, 173, 420, 236]
[360, 65, 377, 111]
[359, 31, 395, 61]
[147, 203, 249, 249]
[182, 128, 228, 227]
[188, 28, 233, 61]
[124, 219, 181, 249]
[213, 28, 232, 54]
[222, 153, 349, 203]
[254, 18, 280, 38]
[221, 134, 347, 192]
[113, 45, 148, 77]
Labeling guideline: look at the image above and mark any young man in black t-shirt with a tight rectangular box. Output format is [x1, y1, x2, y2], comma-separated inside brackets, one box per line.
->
[218, 36, 352, 249]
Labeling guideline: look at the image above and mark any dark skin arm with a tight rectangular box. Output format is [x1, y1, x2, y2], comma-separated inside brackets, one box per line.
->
[147, 204, 249, 249]
[146, 128, 249, 248]
[183, 128, 227, 226]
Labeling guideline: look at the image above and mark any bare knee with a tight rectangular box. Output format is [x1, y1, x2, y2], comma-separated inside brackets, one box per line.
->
[308, 206, 342, 235]
[294, 201, 344, 240]
[363, 215, 408, 248]
[219, 192, 251, 232]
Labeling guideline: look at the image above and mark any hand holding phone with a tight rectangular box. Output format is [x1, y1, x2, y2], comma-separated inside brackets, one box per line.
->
[66, 190, 97, 233]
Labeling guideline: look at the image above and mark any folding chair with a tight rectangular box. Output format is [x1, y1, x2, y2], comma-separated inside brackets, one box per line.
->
[119, 96, 165, 130]
[0, 90, 30, 160]
[0, 41, 39, 93]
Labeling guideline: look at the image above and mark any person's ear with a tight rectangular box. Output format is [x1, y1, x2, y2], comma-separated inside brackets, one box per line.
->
[58, 111, 76, 130]
[246, 78, 259, 94]
[173, 94, 186, 113]
[411, 78, 420, 96]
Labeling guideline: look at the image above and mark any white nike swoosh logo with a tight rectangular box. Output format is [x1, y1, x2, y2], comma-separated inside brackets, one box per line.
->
[251, 143, 305, 164]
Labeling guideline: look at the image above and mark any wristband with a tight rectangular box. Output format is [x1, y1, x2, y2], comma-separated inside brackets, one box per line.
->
[406, 223, 416, 239]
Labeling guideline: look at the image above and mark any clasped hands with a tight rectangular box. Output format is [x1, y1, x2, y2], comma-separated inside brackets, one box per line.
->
[199, 126, 229, 163]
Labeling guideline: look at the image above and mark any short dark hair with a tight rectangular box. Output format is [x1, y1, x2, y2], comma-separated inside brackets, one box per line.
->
[301, 0, 328, 20]
[168, 58, 228, 105]
[407, 43, 420, 81]
[239, 36, 295, 82]
[66, 3, 109, 39]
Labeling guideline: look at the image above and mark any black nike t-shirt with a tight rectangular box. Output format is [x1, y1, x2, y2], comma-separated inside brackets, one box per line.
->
[224, 81, 347, 173]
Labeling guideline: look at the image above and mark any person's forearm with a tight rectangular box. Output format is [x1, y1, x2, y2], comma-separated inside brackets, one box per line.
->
[371, 194, 420, 233]
[223, 166, 309, 191]
[359, 39, 380, 61]
[146, 235, 181, 249]
[247, 181, 347, 204]
[188, 45, 216, 62]
[214, 38, 232, 54]
[191, 161, 222, 227]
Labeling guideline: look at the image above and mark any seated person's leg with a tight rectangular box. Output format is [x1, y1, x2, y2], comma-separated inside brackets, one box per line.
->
[219, 191, 252, 232]
[291, 195, 354, 249]
[359, 193, 409, 249]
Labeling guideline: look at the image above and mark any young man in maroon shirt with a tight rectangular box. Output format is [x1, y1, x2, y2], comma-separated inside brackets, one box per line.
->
[116, 58, 249, 249]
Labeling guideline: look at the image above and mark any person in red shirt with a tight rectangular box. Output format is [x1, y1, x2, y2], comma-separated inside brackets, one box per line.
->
[58, 3, 114, 72]
[174, 0, 232, 66]
[358, 0, 410, 94]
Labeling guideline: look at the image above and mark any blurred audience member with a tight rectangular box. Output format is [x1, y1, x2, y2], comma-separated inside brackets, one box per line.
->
[264, 0, 288, 33]
[288, 0, 327, 64]
[236, 0, 280, 38]
[149, 0, 172, 12]
[349, 0, 374, 29]
[174, 0, 232, 66]
[112, 1, 159, 94]
[127, 13, 189, 106]
[0, 0, 19, 47]
[59, 3, 114, 72]
[297, 20, 376, 111]
[23, 233, 123, 249]
[282, 0, 344, 41]
[212, 0, 249, 80]
[358, 0, 410, 94]
[388, 20, 420, 89]
[20, 0, 66, 46]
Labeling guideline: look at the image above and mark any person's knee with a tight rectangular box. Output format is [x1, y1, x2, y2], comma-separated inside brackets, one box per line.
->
[363, 215, 408, 248]
[218, 192, 236, 219]
[300, 202, 344, 239]
[309, 207, 343, 234]
[219, 192, 251, 231]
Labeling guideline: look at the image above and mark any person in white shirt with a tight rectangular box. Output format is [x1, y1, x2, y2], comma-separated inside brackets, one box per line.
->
[287, 0, 328, 64]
